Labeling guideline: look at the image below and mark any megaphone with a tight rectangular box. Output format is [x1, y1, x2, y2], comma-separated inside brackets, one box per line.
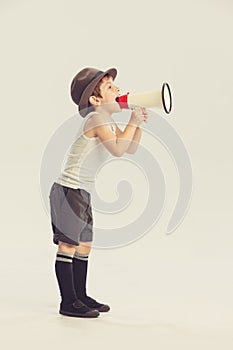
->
[116, 83, 172, 114]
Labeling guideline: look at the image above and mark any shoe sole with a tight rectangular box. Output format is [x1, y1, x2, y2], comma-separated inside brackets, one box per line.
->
[59, 310, 99, 318]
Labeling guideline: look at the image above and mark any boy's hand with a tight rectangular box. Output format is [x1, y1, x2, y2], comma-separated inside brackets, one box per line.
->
[129, 107, 148, 127]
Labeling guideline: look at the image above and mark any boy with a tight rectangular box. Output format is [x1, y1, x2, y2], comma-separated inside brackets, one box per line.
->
[49, 67, 148, 318]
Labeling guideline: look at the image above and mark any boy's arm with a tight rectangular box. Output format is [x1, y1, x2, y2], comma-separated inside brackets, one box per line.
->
[92, 115, 140, 157]
[115, 124, 142, 154]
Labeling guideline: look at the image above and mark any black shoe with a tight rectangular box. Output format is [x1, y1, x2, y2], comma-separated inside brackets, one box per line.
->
[59, 299, 99, 318]
[81, 296, 110, 312]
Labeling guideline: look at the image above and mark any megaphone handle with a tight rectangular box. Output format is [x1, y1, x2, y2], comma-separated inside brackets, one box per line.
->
[130, 106, 143, 111]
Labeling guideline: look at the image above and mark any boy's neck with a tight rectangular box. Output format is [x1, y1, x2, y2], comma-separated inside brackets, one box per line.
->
[94, 106, 112, 118]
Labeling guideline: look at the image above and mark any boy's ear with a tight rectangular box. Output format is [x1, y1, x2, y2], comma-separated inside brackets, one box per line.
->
[89, 95, 101, 106]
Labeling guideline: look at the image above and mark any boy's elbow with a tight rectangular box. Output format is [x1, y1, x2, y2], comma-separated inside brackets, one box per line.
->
[126, 148, 137, 155]
[111, 146, 137, 157]
[113, 149, 135, 157]
[114, 150, 124, 157]
[113, 147, 126, 157]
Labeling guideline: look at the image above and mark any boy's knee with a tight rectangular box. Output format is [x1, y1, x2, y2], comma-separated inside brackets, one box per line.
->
[58, 241, 77, 254]
[76, 241, 92, 255]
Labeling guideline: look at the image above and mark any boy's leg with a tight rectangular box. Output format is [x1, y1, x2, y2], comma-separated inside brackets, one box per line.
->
[73, 241, 110, 312]
[55, 242, 76, 304]
[54, 241, 99, 318]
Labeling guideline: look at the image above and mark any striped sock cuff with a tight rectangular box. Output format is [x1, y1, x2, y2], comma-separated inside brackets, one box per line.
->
[56, 251, 74, 263]
[74, 251, 89, 261]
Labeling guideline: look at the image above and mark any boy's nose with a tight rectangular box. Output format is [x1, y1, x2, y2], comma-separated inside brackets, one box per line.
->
[114, 85, 120, 93]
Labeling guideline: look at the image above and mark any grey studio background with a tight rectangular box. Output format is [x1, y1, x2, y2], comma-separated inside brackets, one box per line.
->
[1, 0, 233, 349]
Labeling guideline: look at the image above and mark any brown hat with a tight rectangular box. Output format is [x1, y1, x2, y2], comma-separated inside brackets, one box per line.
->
[70, 67, 117, 117]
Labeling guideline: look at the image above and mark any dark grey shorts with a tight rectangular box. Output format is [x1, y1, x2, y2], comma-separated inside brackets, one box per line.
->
[49, 182, 93, 246]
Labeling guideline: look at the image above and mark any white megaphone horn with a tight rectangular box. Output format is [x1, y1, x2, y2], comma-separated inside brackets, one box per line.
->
[116, 83, 172, 114]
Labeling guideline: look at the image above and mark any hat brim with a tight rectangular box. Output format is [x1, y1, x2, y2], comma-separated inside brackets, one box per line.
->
[78, 68, 117, 116]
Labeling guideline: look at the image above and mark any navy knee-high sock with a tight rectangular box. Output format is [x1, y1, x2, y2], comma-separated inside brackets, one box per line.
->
[72, 252, 89, 299]
[55, 251, 77, 305]
[72, 251, 110, 312]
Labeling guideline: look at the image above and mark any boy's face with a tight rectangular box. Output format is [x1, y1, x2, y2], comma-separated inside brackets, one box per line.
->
[91, 76, 121, 114]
